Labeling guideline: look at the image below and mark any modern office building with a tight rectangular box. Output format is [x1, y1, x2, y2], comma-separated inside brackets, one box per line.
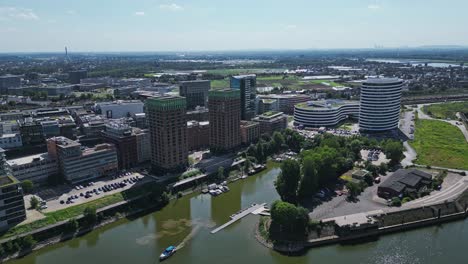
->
[230, 75, 256, 120]
[0, 148, 26, 230]
[294, 100, 360, 127]
[47, 137, 118, 184]
[19, 119, 45, 145]
[7, 153, 58, 186]
[0, 133, 23, 149]
[133, 128, 151, 164]
[102, 121, 138, 169]
[257, 94, 310, 114]
[95, 100, 144, 119]
[240, 121, 260, 145]
[208, 89, 241, 153]
[252, 111, 288, 135]
[68, 70, 88, 84]
[359, 77, 403, 132]
[0, 75, 21, 95]
[146, 96, 188, 172]
[179, 80, 211, 110]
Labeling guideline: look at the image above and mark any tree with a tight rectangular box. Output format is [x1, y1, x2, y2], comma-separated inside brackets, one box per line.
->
[349, 139, 363, 156]
[243, 158, 252, 174]
[254, 141, 266, 164]
[298, 156, 319, 198]
[270, 200, 309, 239]
[275, 159, 301, 203]
[30, 196, 40, 209]
[272, 131, 285, 152]
[21, 180, 34, 194]
[384, 141, 404, 166]
[83, 206, 97, 225]
[379, 163, 389, 175]
[66, 218, 79, 232]
[20, 235, 36, 249]
[217, 166, 225, 181]
[346, 181, 362, 199]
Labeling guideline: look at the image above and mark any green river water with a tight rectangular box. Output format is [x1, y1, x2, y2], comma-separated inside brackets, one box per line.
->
[9, 166, 468, 264]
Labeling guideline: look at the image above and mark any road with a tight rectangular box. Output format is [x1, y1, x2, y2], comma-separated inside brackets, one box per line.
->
[402, 141, 417, 167]
[404, 173, 468, 208]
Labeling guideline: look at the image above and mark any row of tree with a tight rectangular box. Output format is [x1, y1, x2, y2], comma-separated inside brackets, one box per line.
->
[275, 134, 404, 204]
[0, 235, 36, 258]
[246, 129, 305, 164]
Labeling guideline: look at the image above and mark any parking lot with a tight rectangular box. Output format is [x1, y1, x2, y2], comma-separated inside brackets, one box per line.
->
[360, 149, 390, 166]
[41, 172, 148, 213]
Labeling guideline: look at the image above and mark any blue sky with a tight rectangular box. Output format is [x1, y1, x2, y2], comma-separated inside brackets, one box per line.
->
[0, 0, 467, 52]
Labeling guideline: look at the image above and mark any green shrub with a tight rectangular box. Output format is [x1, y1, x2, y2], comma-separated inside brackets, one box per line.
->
[391, 197, 402, 207]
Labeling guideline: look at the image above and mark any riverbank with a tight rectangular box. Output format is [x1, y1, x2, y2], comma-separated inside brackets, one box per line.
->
[255, 187, 468, 253]
[1, 161, 279, 262]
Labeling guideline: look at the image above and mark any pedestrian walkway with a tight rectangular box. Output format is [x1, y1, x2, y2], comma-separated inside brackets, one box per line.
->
[211, 203, 266, 234]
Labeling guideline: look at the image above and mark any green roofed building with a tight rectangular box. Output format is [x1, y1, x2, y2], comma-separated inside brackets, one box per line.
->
[0, 148, 26, 231]
[209, 89, 241, 153]
[145, 96, 188, 172]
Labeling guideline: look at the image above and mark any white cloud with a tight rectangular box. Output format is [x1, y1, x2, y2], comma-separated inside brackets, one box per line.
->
[0, 7, 39, 21]
[66, 10, 77, 15]
[368, 4, 381, 9]
[159, 3, 183, 11]
[284, 24, 298, 30]
[134, 11, 145, 16]
[0, 27, 18, 33]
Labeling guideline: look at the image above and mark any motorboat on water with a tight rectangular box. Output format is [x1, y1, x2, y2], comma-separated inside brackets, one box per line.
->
[160, 246, 176, 261]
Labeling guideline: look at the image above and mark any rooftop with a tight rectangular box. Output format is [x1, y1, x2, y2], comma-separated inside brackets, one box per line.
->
[364, 77, 403, 84]
[0, 175, 20, 188]
[380, 169, 433, 191]
[231, 74, 256, 79]
[7, 153, 53, 166]
[256, 111, 285, 120]
[295, 99, 359, 110]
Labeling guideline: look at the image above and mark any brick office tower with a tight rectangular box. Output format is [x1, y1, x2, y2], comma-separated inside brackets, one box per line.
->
[209, 89, 241, 153]
[145, 96, 188, 173]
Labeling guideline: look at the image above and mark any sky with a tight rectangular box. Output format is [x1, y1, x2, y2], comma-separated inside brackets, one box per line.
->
[0, 0, 467, 52]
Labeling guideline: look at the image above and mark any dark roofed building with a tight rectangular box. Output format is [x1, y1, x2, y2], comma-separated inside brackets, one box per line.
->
[377, 169, 433, 199]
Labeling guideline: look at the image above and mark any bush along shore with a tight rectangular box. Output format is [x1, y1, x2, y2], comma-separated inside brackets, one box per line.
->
[0, 182, 170, 262]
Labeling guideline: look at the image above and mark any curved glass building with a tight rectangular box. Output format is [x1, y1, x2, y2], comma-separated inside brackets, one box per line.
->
[294, 100, 360, 127]
[359, 77, 403, 132]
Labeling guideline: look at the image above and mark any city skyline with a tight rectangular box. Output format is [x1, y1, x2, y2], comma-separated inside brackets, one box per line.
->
[1, 0, 468, 52]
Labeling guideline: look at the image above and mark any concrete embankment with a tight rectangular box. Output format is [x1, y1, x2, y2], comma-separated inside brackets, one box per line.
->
[304, 200, 468, 250]
[262, 189, 468, 253]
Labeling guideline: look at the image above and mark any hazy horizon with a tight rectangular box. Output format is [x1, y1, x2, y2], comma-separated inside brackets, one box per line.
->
[1, 0, 468, 52]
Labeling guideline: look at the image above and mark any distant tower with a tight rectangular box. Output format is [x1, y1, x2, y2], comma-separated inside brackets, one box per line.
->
[65, 46, 71, 62]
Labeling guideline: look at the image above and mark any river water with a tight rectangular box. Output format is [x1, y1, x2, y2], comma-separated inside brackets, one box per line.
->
[10, 166, 468, 264]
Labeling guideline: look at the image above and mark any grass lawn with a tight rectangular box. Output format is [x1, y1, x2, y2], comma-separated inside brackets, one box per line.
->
[422, 101, 468, 120]
[307, 79, 343, 87]
[211, 79, 230, 89]
[411, 119, 468, 170]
